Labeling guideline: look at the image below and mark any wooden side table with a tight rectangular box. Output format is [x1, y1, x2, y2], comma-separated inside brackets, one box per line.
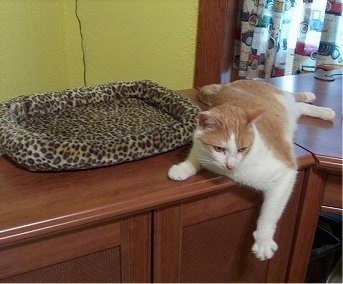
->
[267, 74, 342, 281]
[268, 74, 342, 213]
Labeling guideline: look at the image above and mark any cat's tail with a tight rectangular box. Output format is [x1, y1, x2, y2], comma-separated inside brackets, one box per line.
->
[198, 84, 224, 106]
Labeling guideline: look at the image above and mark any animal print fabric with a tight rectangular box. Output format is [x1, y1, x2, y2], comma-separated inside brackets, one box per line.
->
[0, 80, 200, 171]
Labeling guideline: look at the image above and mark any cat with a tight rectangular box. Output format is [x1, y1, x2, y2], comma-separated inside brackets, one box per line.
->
[168, 79, 335, 261]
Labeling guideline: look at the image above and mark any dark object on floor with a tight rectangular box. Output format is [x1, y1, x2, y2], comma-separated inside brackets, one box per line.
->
[305, 214, 342, 283]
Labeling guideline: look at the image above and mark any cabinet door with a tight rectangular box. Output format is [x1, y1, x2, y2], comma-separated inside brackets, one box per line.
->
[322, 173, 342, 214]
[0, 212, 151, 283]
[154, 176, 303, 283]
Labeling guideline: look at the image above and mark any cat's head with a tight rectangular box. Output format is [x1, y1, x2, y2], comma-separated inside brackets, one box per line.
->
[194, 103, 263, 171]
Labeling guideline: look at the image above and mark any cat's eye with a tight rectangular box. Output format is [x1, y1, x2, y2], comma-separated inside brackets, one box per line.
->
[213, 146, 226, 153]
[238, 147, 248, 153]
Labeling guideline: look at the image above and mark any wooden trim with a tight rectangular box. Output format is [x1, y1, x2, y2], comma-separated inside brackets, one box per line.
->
[316, 155, 343, 173]
[153, 205, 182, 282]
[321, 205, 343, 215]
[181, 188, 260, 227]
[286, 168, 326, 282]
[121, 213, 151, 283]
[194, 0, 239, 87]
[266, 171, 304, 282]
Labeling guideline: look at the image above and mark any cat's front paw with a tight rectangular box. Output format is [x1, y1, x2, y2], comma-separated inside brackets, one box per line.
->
[251, 231, 278, 261]
[168, 161, 197, 181]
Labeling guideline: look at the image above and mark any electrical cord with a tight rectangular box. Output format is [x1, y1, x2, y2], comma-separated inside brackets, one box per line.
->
[75, 0, 87, 86]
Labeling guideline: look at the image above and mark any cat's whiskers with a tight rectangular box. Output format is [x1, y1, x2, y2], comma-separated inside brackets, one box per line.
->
[197, 157, 226, 170]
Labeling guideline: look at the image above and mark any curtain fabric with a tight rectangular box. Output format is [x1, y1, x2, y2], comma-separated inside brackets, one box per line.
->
[233, 0, 343, 79]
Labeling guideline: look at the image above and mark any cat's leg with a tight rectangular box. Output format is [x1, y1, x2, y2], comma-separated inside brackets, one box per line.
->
[199, 84, 223, 96]
[198, 84, 224, 106]
[294, 91, 316, 102]
[168, 149, 202, 181]
[297, 102, 335, 120]
[252, 169, 296, 260]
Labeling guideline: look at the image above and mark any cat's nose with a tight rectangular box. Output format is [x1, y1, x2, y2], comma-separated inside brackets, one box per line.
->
[226, 164, 235, 170]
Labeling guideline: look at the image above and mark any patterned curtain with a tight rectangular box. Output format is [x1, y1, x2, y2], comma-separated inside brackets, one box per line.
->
[233, 0, 343, 79]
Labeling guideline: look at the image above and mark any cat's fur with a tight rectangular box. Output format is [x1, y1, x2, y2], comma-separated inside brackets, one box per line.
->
[168, 80, 335, 261]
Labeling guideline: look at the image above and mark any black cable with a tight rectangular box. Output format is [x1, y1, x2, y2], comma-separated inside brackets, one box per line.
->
[75, 0, 87, 86]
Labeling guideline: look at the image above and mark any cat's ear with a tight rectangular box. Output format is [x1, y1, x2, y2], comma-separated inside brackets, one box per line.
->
[198, 111, 220, 130]
[246, 109, 265, 125]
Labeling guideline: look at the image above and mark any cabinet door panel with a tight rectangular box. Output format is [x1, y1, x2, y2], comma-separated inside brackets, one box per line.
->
[181, 208, 267, 283]
[1, 212, 151, 283]
[154, 188, 266, 282]
[0, 220, 121, 280]
[322, 173, 342, 214]
[2, 247, 122, 283]
[154, 175, 304, 283]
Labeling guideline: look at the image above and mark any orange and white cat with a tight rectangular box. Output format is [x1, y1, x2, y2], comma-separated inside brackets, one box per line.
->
[168, 80, 335, 261]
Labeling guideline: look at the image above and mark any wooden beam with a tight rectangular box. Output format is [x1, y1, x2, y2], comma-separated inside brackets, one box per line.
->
[194, 0, 238, 87]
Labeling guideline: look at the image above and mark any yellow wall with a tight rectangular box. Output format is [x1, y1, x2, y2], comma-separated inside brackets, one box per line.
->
[0, 0, 83, 102]
[0, 0, 198, 102]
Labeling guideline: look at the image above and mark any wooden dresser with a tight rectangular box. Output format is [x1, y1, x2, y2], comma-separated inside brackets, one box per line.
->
[0, 74, 341, 282]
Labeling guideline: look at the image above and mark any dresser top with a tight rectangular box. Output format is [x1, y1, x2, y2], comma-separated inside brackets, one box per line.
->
[1, 74, 339, 246]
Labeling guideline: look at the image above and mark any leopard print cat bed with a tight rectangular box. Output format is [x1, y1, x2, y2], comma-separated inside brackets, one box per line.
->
[0, 80, 200, 171]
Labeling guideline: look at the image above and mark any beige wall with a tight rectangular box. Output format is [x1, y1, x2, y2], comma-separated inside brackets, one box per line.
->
[0, 0, 198, 102]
